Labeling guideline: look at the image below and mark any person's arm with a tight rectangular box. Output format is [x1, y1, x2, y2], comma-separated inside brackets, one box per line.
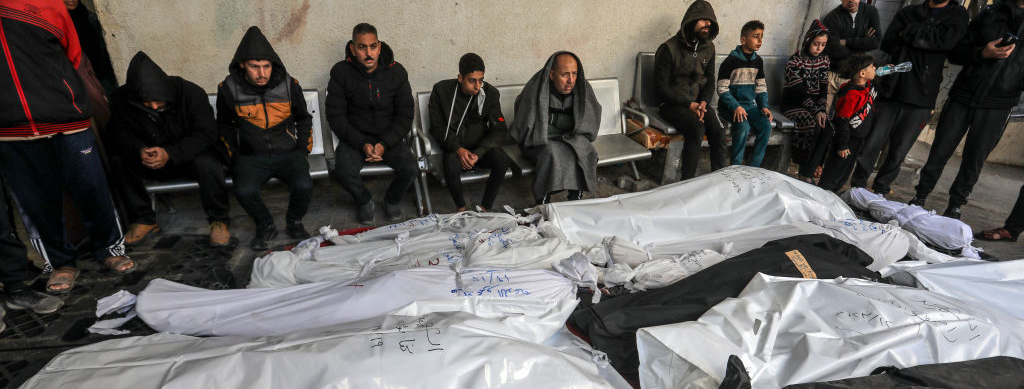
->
[325, 64, 374, 150]
[379, 64, 414, 150]
[106, 93, 147, 157]
[290, 79, 313, 154]
[473, 86, 510, 156]
[716, 57, 741, 113]
[698, 54, 717, 105]
[832, 92, 857, 151]
[54, 2, 83, 69]
[653, 43, 692, 106]
[847, 6, 882, 51]
[428, 82, 462, 152]
[815, 59, 830, 114]
[946, 13, 989, 66]
[165, 84, 218, 164]
[900, 7, 969, 52]
[880, 10, 907, 56]
[755, 60, 769, 110]
[215, 83, 238, 159]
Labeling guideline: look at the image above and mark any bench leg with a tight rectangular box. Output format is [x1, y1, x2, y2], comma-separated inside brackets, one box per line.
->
[630, 161, 641, 181]
[150, 193, 157, 212]
[777, 132, 793, 174]
[420, 171, 433, 215]
[412, 176, 425, 217]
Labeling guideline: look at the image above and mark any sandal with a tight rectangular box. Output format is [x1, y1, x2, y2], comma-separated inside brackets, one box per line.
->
[103, 255, 137, 274]
[975, 227, 1020, 242]
[46, 267, 79, 294]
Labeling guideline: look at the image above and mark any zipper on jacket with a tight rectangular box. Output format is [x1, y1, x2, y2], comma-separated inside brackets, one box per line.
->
[262, 96, 272, 151]
[0, 22, 40, 136]
[63, 79, 82, 114]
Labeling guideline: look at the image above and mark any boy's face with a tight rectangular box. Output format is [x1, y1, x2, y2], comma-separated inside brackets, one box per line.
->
[860, 64, 877, 81]
[741, 29, 764, 53]
[809, 35, 828, 56]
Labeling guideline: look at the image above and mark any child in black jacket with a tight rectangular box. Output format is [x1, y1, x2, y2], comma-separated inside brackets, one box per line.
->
[818, 54, 878, 192]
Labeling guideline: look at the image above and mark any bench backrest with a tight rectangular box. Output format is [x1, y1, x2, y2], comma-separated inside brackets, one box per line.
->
[416, 77, 623, 156]
[207, 90, 327, 155]
[633, 51, 790, 108]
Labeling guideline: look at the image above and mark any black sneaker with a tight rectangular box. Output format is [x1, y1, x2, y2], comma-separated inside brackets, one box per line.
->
[250, 224, 279, 251]
[908, 196, 926, 207]
[384, 201, 403, 222]
[6, 287, 63, 314]
[943, 205, 962, 220]
[358, 201, 375, 225]
[285, 220, 310, 240]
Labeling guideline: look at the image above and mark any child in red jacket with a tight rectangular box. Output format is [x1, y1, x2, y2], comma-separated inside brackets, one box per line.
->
[818, 54, 877, 192]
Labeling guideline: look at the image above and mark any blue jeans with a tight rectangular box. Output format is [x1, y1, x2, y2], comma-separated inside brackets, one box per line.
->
[728, 106, 772, 167]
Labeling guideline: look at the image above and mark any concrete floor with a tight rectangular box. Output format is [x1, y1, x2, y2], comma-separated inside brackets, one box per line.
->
[26, 140, 1023, 283]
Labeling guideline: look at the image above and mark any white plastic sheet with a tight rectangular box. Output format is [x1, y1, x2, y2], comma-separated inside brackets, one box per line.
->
[886, 259, 1024, 320]
[636, 274, 1024, 389]
[139, 266, 578, 339]
[842, 188, 980, 258]
[332, 211, 526, 244]
[629, 250, 726, 291]
[22, 311, 620, 389]
[541, 166, 855, 247]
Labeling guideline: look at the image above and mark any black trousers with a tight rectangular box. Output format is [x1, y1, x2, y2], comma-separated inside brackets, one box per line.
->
[333, 141, 418, 206]
[850, 100, 932, 193]
[442, 148, 511, 210]
[0, 130, 125, 269]
[818, 136, 866, 193]
[0, 178, 28, 284]
[914, 100, 1011, 206]
[660, 104, 728, 180]
[799, 122, 835, 178]
[233, 152, 313, 228]
[1006, 184, 1024, 237]
[111, 152, 229, 225]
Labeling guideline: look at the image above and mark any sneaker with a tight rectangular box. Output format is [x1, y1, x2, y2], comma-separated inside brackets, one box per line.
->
[250, 224, 278, 251]
[357, 201, 375, 225]
[285, 220, 310, 240]
[6, 287, 63, 314]
[943, 204, 962, 220]
[908, 196, 926, 207]
[384, 201, 403, 222]
[124, 222, 160, 245]
[209, 221, 231, 247]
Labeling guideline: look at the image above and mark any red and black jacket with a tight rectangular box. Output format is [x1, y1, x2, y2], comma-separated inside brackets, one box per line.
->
[0, 0, 92, 139]
[832, 80, 877, 150]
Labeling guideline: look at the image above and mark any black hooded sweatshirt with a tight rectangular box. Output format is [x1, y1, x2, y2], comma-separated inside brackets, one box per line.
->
[216, 26, 312, 157]
[876, 0, 968, 108]
[107, 51, 218, 165]
[653, 0, 720, 108]
[947, 0, 1024, 109]
[325, 41, 414, 151]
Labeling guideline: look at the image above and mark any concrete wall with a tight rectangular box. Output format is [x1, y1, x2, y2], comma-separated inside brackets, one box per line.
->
[93, 0, 814, 102]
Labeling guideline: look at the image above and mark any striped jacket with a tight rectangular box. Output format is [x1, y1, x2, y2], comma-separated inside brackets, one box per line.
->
[716, 46, 769, 114]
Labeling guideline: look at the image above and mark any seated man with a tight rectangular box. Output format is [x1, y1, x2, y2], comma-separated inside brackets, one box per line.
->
[108, 51, 231, 247]
[427, 53, 516, 212]
[217, 26, 313, 250]
[511, 52, 601, 205]
[326, 23, 417, 223]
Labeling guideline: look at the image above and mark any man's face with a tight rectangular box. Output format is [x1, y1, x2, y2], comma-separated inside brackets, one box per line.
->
[741, 29, 764, 53]
[809, 35, 828, 56]
[350, 33, 381, 73]
[457, 71, 484, 96]
[842, 0, 860, 13]
[63, 0, 78, 10]
[241, 60, 272, 86]
[548, 54, 578, 95]
[142, 101, 168, 111]
[693, 19, 712, 39]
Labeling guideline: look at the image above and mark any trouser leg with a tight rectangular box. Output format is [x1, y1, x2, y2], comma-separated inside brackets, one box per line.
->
[441, 152, 466, 209]
[915, 100, 972, 198]
[799, 122, 834, 178]
[475, 148, 511, 210]
[272, 152, 314, 223]
[661, 105, 706, 180]
[1004, 184, 1024, 237]
[705, 106, 728, 171]
[851, 100, 900, 189]
[747, 109, 773, 167]
[0, 178, 28, 284]
[381, 142, 418, 206]
[190, 153, 231, 224]
[109, 154, 158, 225]
[871, 105, 932, 193]
[947, 107, 1011, 206]
[57, 131, 125, 263]
[729, 118, 751, 166]
[332, 142, 371, 205]
[232, 154, 275, 227]
[818, 137, 865, 192]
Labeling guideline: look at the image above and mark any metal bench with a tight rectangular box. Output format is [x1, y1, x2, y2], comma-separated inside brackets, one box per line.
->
[413, 77, 652, 214]
[631, 52, 796, 173]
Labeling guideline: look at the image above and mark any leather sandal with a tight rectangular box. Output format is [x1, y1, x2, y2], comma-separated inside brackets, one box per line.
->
[103, 255, 137, 274]
[975, 227, 1019, 242]
[46, 267, 79, 294]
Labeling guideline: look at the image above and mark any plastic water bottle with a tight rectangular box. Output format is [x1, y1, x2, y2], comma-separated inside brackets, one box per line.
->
[876, 61, 913, 76]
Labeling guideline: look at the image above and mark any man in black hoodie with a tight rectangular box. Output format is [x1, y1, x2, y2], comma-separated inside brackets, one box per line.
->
[911, 0, 1024, 219]
[107, 52, 231, 247]
[217, 26, 314, 250]
[850, 0, 968, 195]
[325, 23, 416, 224]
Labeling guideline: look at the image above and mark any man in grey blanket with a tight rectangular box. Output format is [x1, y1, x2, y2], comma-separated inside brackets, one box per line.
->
[511, 52, 602, 205]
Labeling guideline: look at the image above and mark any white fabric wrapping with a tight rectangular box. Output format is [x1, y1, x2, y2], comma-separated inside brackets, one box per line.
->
[138, 267, 578, 339]
[332, 212, 524, 244]
[541, 166, 855, 247]
[842, 188, 979, 258]
[21, 311, 619, 389]
[628, 250, 727, 291]
[887, 259, 1024, 320]
[636, 274, 1024, 389]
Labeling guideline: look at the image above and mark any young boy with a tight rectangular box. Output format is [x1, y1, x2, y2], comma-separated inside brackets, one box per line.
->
[817, 53, 877, 193]
[717, 20, 774, 167]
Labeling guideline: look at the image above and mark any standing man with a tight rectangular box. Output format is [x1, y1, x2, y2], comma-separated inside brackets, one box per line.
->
[427, 53, 517, 212]
[0, 178, 63, 320]
[822, 0, 882, 110]
[108, 52, 232, 247]
[0, 0, 133, 294]
[850, 0, 968, 194]
[217, 26, 314, 250]
[654, 0, 728, 180]
[511, 51, 601, 205]
[911, 0, 1024, 219]
[326, 23, 417, 224]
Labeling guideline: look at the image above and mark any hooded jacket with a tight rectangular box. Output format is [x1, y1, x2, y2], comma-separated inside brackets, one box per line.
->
[0, 0, 93, 139]
[324, 41, 414, 151]
[823, 1, 882, 70]
[782, 20, 831, 130]
[653, 0, 719, 107]
[833, 80, 878, 150]
[216, 26, 312, 157]
[946, 0, 1024, 109]
[876, 1, 968, 108]
[427, 79, 512, 157]
[107, 52, 218, 165]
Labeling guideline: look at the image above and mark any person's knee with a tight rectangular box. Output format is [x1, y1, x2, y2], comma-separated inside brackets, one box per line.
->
[234, 182, 262, 201]
[291, 176, 314, 195]
[489, 149, 512, 168]
[192, 155, 225, 177]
